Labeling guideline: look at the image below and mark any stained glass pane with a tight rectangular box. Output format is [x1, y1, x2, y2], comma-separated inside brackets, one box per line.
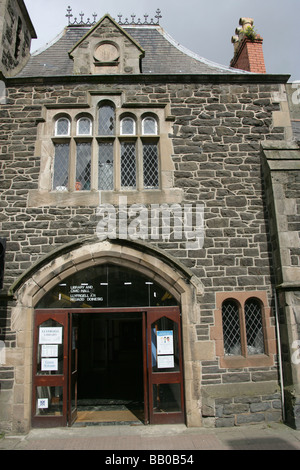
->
[143, 117, 157, 135]
[78, 118, 92, 135]
[76, 142, 91, 190]
[98, 142, 114, 190]
[56, 118, 70, 136]
[53, 143, 69, 190]
[121, 142, 136, 188]
[143, 142, 159, 188]
[222, 300, 241, 355]
[98, 105, 115, 135]
[245, 299, 264, 355]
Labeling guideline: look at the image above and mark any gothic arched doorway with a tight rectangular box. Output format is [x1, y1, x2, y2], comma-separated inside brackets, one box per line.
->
[32, 263, 185, 427]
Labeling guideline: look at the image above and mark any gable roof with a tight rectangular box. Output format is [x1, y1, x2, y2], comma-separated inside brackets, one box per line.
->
[68, 14, 145, 56]
[17, 21, 250, 78]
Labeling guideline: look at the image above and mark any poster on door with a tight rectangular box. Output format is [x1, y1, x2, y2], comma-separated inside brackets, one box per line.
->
[157, 330, 174, 355]
[157, 355, 174, 368]
[39, 327, 62, 345]
[41, 357, 58, 371]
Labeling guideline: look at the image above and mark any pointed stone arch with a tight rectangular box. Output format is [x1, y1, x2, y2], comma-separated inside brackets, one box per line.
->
[10, 238, 204, 430]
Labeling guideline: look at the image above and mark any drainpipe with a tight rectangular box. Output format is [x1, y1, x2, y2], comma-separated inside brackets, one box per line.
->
[273, 288, 285, 422]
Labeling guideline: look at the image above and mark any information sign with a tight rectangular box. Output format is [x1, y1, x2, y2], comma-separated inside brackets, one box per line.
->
[39, 327, 62, 345]
[157, 330, 174, 355]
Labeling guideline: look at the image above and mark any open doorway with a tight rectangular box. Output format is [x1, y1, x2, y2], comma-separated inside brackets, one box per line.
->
[76, 312, 144, 425]
[32, 306, 185, 428]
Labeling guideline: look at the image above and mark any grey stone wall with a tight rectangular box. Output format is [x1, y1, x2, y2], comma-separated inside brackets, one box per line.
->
[0, 0, 33, 78]
[0, 82, 285, 291]
[0, 79, 288, 430]
[261, 141, 300, 429]
[215, 392, 282, 427]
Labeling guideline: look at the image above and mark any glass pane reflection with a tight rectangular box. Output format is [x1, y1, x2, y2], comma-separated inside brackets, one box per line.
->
[36, 386, 63, 416]
[151, 317, 179, 373]
[37, 319, 64, 375]
[153, 384, 181, 413]
[36, 264, 177, 309]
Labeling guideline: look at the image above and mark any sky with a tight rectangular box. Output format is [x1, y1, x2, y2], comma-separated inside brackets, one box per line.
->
[24, 0, 299, 82]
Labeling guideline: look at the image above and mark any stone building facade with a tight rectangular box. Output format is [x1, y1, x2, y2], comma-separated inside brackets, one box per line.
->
[0, 1, 299, 433]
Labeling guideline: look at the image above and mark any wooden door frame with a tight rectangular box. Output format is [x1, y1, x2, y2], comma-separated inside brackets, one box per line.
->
[146, 307, 185, 424]
[32, 306, 184, 427]
[32, 311, 69, 428]
[68, 313, 79, 426]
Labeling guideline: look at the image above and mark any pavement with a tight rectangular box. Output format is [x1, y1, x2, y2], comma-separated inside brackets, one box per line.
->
[1, 421, 300, 451]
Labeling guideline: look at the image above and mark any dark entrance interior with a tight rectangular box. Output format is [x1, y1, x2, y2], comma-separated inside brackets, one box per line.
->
[32, 306, 185, 428]
[76, 312, 144, 424]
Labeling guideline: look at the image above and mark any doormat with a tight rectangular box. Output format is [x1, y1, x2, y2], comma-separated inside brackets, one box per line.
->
[75, 409, 144, 425]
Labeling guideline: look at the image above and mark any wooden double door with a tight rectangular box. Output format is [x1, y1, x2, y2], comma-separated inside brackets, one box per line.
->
[32, 307, 185, 427]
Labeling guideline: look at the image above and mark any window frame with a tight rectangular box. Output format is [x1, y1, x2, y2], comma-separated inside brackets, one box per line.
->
[52, 142, 70, 191]
[142, 116, 158, 135]
[142, 138, 160, 189]
[76, 117, 93, 136]
[120, 116, 136, 136]
[98, 102, 116, 136]
[120, 140, 137, 189]
[55, 117, 71, 137]
[221, 296, 266, 358]
[49, 104, 167, 197]
[213, 291, 276, 368]
[221, 298, 242, 356]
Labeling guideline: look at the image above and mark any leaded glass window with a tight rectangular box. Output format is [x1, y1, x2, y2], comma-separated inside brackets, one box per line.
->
[222, 297, 265, 357]
[121, 142, 136, 188]
[53, 143, 69, 190]
[52, 107, 162, 192]
[121, 117, 135, 135]
[98, 142, 114, 190]
[245, 298, 265, 355]
[55, 118, 70, 136]
[142, 117, 157, 135]
[77, 117, 92, 135]
[143, 142, 159, 189]
[98, 104, 115, 135]
[76, 142, 91, 190]
[222, 300, 241, 356]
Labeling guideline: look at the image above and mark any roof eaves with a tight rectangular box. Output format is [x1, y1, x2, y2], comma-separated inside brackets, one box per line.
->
[8, 73, 291, 86]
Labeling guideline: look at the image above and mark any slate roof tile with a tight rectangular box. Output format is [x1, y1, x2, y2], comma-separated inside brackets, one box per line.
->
[17, 24, 247, 78]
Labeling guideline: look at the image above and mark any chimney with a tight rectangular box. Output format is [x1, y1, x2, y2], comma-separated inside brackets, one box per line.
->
[230, 18, 266, 73]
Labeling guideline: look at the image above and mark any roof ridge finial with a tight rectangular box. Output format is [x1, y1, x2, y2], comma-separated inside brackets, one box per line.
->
[118, 9, 162, 25]
[155, 9, 162, 24]
[66, 6, 73, 25]
[66, 7, 162, 27]
[66, 7, 98, 26]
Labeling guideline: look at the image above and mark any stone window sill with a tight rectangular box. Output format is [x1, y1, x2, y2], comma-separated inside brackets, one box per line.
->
[28, 188, 183, 207]
[220, 354, 274, 369]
